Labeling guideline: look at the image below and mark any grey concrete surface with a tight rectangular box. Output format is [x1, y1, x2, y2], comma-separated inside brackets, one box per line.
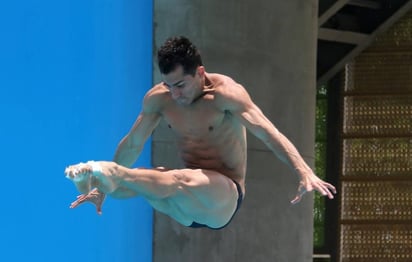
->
[152, 1, 318, 261]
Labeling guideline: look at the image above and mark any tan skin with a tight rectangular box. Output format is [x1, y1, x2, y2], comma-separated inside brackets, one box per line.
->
[66, 65, 336, 228]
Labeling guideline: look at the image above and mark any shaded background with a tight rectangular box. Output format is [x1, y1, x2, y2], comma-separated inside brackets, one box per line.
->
[152, 1, 318, 261]
[0, 1, 153, 261]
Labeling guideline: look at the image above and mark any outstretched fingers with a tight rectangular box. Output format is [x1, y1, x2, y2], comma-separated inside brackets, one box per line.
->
[315, 181, 336, 199]
[69, 188, 106, 215]
[291, 179, 337, 205]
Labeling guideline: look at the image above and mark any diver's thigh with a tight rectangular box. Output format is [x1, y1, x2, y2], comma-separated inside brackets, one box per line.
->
[175, 169, 238, 208]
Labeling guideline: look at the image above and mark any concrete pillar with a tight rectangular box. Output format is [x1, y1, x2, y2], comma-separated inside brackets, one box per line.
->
[152, 1, 318, 261]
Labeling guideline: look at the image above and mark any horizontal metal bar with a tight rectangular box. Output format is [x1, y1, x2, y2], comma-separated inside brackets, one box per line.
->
[342, 134, 412, 139]
[348, 0, 381, 9]
[342, 91, 412, 96]
[340, 175, 412, 181]
[313, 254, 332, 258]
[340, 219, 412, 225]
[318, 28, 369, 45]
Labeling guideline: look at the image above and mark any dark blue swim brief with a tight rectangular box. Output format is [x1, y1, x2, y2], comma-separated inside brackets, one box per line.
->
[189, 179, 243, 230]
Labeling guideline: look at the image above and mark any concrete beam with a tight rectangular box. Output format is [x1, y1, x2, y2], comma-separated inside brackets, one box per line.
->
[318, 28, 369, 44]
[319, 0, 350, 26]
[348, 0, 381, 9]
[153, 1, 318, 261]
[317, 0, 412, 85]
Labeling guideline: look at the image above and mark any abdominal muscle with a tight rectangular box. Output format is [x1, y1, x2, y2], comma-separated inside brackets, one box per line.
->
[176, 129, 247, 188]
[149, 123, 247, 227]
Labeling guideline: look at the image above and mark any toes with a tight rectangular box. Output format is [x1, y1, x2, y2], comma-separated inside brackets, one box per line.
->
[65, 163, 93, 181]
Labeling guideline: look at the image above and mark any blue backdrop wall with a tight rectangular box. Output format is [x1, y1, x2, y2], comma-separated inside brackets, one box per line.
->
[0, 1, 153, 261]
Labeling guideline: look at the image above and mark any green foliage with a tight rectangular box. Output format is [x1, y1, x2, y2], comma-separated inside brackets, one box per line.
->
[314, 85, 328, 248]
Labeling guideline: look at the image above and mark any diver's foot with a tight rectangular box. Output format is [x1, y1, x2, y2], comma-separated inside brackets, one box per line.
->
[70, 188, 106, 215]
[65, 162, 93, 181]
[65, 161, 118, 193]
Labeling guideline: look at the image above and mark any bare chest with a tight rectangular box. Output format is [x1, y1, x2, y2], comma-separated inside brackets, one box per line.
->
[162, 102, 225, 138]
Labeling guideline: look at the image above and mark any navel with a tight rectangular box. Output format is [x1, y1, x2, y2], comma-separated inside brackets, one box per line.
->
[168, 124, 172, 129]
[208, 126, 214, 131]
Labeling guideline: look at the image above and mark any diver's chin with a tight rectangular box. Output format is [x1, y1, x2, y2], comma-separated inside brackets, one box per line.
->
[176, 98, 190, 106]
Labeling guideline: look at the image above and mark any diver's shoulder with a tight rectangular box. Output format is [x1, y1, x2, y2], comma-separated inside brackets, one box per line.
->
[144, 83, 171, 100]
[207, 73, 244, 97]
[207, 72, 239, 87]
[147, 83, 170, 96]
[143, 83, 171, 108]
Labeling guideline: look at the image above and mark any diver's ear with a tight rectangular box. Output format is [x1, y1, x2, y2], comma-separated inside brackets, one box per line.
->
[197, 66, 205, 77]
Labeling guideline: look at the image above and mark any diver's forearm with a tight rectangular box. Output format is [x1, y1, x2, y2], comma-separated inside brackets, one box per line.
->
[267, 131, 313, 178]
[113, 138, 143, 167]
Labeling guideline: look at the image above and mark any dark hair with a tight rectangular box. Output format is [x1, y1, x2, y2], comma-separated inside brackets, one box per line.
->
[157, 36, 203, 76]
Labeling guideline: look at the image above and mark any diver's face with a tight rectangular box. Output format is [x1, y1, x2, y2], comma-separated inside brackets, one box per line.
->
[162, 65, 203, 105]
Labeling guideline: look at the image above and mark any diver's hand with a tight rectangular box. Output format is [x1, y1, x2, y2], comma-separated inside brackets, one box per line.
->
[291, 173, 336, 204]
[70, 188, 106, 215]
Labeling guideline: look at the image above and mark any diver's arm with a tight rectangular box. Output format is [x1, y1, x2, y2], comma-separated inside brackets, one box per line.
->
[220, 83, 336, 203]
[114, 89, 163, 167]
